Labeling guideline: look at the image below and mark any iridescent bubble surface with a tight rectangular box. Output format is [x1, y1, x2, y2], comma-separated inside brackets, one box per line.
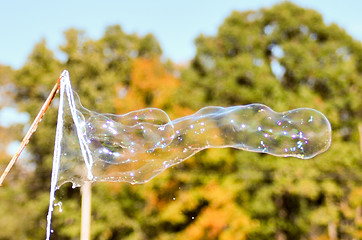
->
[47, 70, 332, 240]
[57, 79, 332, 187]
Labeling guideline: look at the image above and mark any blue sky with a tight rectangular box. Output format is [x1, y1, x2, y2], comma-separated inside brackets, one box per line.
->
[0, 0, 361, 156]
[0, 0, 361, 69]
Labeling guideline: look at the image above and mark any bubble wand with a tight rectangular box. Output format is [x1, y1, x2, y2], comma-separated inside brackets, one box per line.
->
[0, 70, 332, 240]
[0, 75, 63, 186]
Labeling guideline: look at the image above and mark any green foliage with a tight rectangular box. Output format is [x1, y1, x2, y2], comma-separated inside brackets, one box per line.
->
[176, 2, 362, 239]
[0, 2, 361, 240]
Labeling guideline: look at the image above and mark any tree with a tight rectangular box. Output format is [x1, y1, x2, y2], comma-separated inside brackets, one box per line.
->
[0, 2, 361, 240]
[177, 2, 362, 239]
[0, 25, 171, 239]
[115, 57, 179, 114]
[0, 65, 18, 167]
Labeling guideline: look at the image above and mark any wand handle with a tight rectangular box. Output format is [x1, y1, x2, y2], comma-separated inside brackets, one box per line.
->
[0, 76, 62, 186]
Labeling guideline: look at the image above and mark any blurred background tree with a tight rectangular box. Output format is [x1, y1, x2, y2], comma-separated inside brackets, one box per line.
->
[0, 2, 361, 240]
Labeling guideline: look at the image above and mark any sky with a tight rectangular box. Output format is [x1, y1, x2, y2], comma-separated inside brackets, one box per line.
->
[0, 0, 361, 156]
[0, 0, 362, 69]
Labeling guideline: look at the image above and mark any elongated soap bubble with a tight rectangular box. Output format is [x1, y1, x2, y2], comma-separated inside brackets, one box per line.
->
[46, 70, 331, 239]
[55, 72, 332, 187]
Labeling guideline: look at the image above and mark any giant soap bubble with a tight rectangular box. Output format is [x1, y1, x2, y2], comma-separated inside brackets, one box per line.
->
[55, 72, 331, 187]
[46, 70, 331, 239]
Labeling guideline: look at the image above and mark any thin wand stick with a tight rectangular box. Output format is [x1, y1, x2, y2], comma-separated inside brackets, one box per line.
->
[0, 76, 63, 186]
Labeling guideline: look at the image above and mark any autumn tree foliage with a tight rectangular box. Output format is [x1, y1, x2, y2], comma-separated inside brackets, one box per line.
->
[115, 57, 180, 114]
[178, 2, 362, 239]
[0, 2, 361, 240]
